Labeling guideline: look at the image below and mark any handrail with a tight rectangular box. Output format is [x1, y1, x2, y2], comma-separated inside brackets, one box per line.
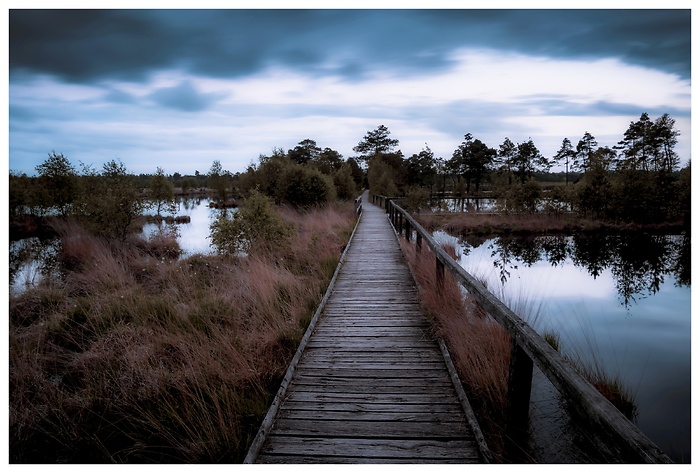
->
[373, 193, 671, 464]
[354, 194, 363, 216]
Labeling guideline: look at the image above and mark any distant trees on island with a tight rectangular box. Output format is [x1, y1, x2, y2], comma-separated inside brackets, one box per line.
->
[9, 111, 690, 238]
[358, 113, 689, 226]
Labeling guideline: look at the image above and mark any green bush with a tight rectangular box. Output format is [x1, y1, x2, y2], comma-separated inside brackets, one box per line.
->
[280, 165, 336, 208]
[74, 160, 143, 239]
[333, 163, 358, 200]
[210, 190, 295, 256]
[402, 186, 430, 213]
[367, 157, 398, 197]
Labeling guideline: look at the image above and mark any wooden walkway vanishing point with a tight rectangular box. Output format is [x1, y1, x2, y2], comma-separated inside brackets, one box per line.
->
[245, 192, 489, 464]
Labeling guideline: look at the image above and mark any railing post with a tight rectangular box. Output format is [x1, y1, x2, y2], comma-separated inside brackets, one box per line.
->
[435, 257, 445, 292]
[397, 213, 403, 235]
[505, 336, 534, 461]
[405, 219, 411, 241]
[416, 233, 422, 253]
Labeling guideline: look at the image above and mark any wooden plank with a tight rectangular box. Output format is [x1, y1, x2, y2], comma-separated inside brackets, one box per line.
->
[299, 354, 442, 364]
[282, 368, 452, 379]
[279, 401, 466, 415]
[310, 327, 431, 336]
[296, 361, 447, 370]
[305, 341, 439, 350]
[259, 437, 480, 461]
[283, 391, 460, 404]
[277, 408, 462, 423]
[288, 383, 454, 395]
[271, 418, 470, 438]
[257, 454, 471, 464]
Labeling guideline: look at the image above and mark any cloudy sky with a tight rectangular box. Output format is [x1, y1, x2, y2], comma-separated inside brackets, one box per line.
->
[6, 2, 693, 176]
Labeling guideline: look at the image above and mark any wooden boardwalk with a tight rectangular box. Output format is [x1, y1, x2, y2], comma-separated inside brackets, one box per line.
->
[249, 193, 486, 463]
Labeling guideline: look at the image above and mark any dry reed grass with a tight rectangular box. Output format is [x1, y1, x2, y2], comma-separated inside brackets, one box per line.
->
[399, 240, 512, 461]
[417, 211, 684, 238]
[9, 202, 356, 463]
[417, 212, 605, 237]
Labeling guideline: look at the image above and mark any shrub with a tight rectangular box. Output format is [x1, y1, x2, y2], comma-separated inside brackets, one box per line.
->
[367, 157, 398, 197]
[210, 190, 295, 256]
[333, 163, 358, 200]
[402, 186, 430, 213]
[74, 160, 143, 239]
[148, 167, 176, 216]
[280, 165, 336, 208]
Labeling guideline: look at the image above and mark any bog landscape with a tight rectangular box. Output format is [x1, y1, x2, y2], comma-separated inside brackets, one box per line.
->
[9, 119, 691, 462]
[8, 8, 691, 465]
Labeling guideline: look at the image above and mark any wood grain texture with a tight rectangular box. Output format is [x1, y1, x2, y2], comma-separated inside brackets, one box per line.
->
[253, 192, 485, 464]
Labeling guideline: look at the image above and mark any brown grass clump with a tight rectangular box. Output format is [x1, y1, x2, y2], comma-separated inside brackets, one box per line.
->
[400, 240, 512, 461]
[416, 211, 685, 238]
[9, 202, 356, 463]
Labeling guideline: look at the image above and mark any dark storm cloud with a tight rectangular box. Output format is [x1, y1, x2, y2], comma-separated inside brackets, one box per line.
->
[9, 9, 691, 84]
[149, 81, 226, 112]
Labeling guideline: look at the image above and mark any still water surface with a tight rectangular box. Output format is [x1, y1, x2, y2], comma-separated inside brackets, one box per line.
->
[141, 197, 226, 256]
[438, 231, 691, 462]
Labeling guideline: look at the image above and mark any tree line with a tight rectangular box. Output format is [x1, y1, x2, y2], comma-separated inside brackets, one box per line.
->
[357, 114, 689, 225]
[9, 111, 690, 240]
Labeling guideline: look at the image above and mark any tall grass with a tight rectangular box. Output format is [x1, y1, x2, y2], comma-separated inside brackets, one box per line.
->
[399, 240, 512, 461]
[9, 202, 356, 463]
[417, 212, 611, 237]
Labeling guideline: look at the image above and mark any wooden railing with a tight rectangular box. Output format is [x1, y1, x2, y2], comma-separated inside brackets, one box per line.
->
[371, 194, 672, 464]
[354, 195, 363, 216]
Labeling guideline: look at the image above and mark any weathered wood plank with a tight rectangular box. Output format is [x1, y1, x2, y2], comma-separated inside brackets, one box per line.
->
[299, 354, 442, 364]
[282, 368, 452, 379]
[277, 407, 462, 422]
[296, 361, 447, 370]
[257, 454, 472, 464]
[260, 437, 480, 461]
[290, 374, 453, 384]
[284, 390, 460, 404]
[279, 400, 467, 415]
[288, 383, 454, 395]
[305, 340, 439, 350]
[271, 418, 470, 438]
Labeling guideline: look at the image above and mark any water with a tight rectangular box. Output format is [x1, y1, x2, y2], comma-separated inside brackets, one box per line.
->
[141, 197, 232, 256]
[9, 198, 229, 293]
[9, 237, 62, 295]
[430, 197, 498, 213]
[448, 232, 691, 462]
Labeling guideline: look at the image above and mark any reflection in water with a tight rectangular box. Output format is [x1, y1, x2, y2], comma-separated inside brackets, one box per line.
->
[142, 197, 230, 256]
[481, 233, 690, 306]
[430, 197, 498, 213]
[10, 197, 226, 294]
[456, 231, 691, 462]
[9, 237, 61, 294]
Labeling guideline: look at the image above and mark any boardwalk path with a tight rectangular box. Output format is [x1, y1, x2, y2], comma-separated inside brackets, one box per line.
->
[252, 193, 484, 463]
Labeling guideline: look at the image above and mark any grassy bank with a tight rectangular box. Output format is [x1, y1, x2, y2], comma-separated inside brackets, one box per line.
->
[399, 240, 512, 461]
[416, 212, 686, 237]
[9, 202, 356, 463]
